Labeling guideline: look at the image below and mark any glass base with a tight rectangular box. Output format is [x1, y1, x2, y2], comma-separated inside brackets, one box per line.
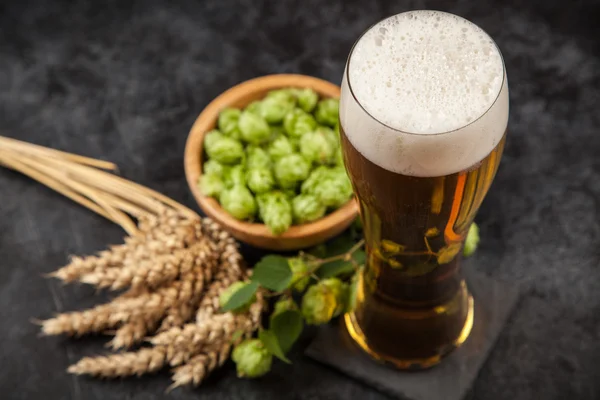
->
[344, 294, 474, 370]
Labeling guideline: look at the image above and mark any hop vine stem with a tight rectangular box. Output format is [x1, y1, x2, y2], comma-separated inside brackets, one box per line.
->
[311, 239, 365, 269]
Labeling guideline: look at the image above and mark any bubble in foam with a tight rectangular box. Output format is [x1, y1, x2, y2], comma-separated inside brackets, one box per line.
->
[340, 10, 509, 177]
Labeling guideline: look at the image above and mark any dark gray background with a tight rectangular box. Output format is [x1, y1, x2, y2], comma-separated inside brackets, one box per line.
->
[1, 0, 599, 399]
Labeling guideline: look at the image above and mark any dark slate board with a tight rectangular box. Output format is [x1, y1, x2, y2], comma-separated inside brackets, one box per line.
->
[306, 271, 519, 400]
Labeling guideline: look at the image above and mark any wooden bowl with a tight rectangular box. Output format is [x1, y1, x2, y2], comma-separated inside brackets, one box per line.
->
[184, 74, 359, 251]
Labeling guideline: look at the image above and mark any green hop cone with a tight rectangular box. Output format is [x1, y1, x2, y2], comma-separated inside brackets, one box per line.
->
[289, 137, 301, 152]
[246, 146, 272, 170]
[203, 159, 227, 176]
[321, 278, 348, 317]
[271, 297, 298, 322]
[312, 167, 353, 209]
[224, 164, 246, 188]
[283, 109, 317, 138]
[295, 88, 319, 113]
[300, 166, 331, 194]
[266, 134, 295, 161]
[204, 129, 224, 152]
[314, 98, 340, 127]
[322, 126, 339, 146]
[205, 134, 245, 165]
[198, 174, 224, 198]
[266, 89, 297, 105]
[283, 189, 296, 202]
[300, 128, 336, 165]
[260, 92, 295, 124]
[218, 108, 242, 140]
[463, 222, 480, 257]
[220, 185, 257, 221]
[232, 339, 273, 378]
[268, 125, 286, 140]
[274, 154, 311, 189]
[219, 281, 256, 313]
[246, 167, 275, 195]
[257, 191, 292, 235]
[301, 279, 340, 325]
[245, 101, 262, 115]
[239, 111, 271, 145]
[292, 194, 326, 224]
[288, 257, 311, 292]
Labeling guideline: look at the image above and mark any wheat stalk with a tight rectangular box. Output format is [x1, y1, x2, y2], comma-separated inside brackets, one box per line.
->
[68, 347, 169, 378]
[169, 292, 264, 389]
[168, 351, 224, 389]
[1, 137, 264, 389]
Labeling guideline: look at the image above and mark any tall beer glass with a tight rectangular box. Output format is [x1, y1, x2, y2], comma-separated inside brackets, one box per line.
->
[339, 10, 508, 369]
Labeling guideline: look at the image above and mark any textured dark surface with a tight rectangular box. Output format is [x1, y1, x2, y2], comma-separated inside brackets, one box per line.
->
[306, 270, 520, 400]
[0, 0, 599, 399]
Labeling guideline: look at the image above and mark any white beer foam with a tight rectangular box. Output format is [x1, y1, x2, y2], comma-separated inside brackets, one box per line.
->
[340, 10, 509, 177]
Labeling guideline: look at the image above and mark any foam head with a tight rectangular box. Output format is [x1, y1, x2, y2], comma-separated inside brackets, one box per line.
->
[340, 10, 509, 177]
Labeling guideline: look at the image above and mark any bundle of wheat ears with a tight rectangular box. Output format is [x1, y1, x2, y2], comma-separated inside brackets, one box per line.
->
[0, 136, 264, 390]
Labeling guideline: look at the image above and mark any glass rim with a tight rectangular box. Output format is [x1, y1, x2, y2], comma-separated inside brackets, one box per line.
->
[344, 10, 507, 137]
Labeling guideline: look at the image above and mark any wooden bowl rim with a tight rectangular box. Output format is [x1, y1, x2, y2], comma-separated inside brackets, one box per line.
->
[184, 74, 359, 244]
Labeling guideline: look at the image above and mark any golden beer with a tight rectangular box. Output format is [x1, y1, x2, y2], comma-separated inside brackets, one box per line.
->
[339, 10, 509, 368]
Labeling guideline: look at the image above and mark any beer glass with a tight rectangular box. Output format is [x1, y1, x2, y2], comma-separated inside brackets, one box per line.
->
[339, 10, 508, 369]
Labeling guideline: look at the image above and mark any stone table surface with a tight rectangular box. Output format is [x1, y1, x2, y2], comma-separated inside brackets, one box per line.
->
[0, 0, 599, 399]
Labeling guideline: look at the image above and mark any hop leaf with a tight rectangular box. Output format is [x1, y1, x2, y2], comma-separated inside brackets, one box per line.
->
[252, 255, 293, 292]
[220, 281, 259, 313]
[436, 243, 462, 264]
[258, 330, 290, 363]
[232, 339, 273, 378]
[381, 239, 405, 255]
[270, 310, 303, 354]
[425, 227, 440, 238]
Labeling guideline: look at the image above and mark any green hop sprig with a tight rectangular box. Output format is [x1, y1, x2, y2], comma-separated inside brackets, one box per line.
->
[222, 220, 482, 378]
